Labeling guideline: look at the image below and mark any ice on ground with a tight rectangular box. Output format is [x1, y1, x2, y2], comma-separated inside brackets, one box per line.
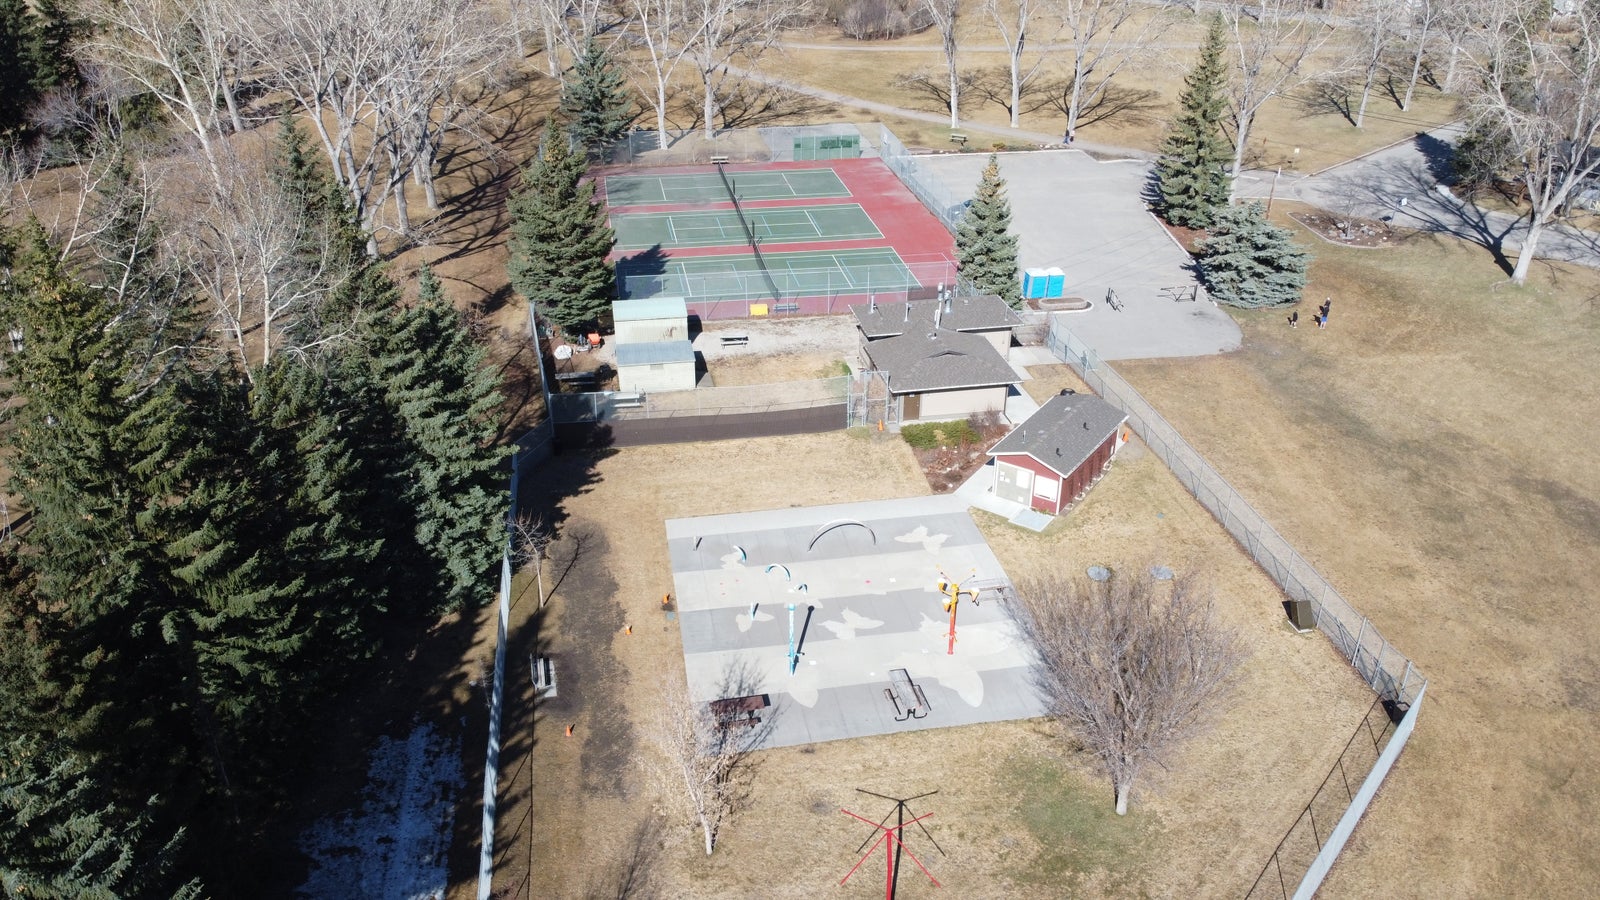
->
[298, 719, 460, 900]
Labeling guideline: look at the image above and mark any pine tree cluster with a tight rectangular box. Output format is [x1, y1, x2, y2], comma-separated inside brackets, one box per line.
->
[0, 0, 78, 135]
[1196, 203, 1310, 308]
[955, 154, 1023, 308]
[1154, 16, 1233, 229]
[559, 37, 637, 154]
[0, 126, 507, 895]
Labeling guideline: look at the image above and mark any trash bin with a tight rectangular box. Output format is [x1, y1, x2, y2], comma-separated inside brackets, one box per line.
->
[1286, 598, 1316, 632]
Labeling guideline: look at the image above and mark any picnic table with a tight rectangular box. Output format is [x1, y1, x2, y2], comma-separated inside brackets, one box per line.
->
[884, 668, 929, 722]
[709, 694, 769, 729]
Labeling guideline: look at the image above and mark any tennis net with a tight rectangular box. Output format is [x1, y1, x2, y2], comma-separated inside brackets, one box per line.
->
[714, 162, 783, 301]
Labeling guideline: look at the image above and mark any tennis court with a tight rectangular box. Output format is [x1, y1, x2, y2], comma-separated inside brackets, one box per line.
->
[605, 169, 851, 206]
[619, 247, 919, 302]
[612, 203, 883, 250]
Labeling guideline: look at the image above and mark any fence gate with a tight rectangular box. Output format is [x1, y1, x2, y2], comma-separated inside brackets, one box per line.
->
[847, 370, 896, 429]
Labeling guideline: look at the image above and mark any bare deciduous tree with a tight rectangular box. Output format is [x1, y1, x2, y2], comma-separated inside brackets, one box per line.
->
[1461, 0, 1600, 285]
[1047, 0, 1167, 144]
[1013, 569, 1244, 816]
[1397, 0, 1447, 111]
[983, 0, 1060, 129]
[511, 512, 554, 607]
[1221, 0, 1334, 195]
[921, 0, 963, 128]
[627, 0, 692, 145]
[643, 662, 773, 854]
[685, 0, 801, 139]
[1346, 0, 1404, 128]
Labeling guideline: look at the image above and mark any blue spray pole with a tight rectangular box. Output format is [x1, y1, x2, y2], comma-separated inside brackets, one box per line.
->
[787, 602, 798, 675]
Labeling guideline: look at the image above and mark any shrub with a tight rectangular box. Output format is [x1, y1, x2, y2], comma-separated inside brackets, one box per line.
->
[901, 419, 980, 449]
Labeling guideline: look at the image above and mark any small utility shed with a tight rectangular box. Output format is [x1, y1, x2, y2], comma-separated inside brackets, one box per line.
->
[987, 392, 1128, 515]
[861, 328, 1020, 423]
[612, 297, 689, 344]
[616, 340, 697, 393]
[852, 294, 1022, 359]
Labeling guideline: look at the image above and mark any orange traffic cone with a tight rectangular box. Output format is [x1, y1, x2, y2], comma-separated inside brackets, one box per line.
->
[624, 624, 632, 635]
[565, 724, 574, 737]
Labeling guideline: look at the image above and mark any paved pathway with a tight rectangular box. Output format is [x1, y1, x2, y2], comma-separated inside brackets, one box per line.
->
[1235, 122, 1600, 271]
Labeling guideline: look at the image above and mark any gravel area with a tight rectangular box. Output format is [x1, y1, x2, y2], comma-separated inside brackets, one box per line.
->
[690, 314, 860, 362]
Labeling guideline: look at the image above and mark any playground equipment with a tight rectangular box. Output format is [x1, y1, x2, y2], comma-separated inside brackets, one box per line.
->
[839, 789, 944, 899]
[936, 568, 981, 656]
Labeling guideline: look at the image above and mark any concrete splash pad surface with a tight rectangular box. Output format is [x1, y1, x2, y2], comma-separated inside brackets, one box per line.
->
[666, 495, 1045, 748]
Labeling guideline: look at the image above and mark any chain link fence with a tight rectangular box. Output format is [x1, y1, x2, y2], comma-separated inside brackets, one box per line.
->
[1044, 316, 1427, 899]
[1045, 317, 1423, 706]
[549, 376, 850, 423]
[880, 123, 970, 233]
[598, 123, 878, 166]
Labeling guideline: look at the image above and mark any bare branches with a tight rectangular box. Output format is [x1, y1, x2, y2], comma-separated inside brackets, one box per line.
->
[511, 512, 554, 607]
[1047, 0, 1168, 144]
[1013, 568, 1243, 815]
[1220, 0, 1334, 194]
[642, 661, 773, 855]
[921, 0, 963, 128]
[1458, 0, 1600, 284]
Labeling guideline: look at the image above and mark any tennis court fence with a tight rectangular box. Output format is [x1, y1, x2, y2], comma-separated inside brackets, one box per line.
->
[619, 256, 961, 320]
[598, 124, 877, 166]
[880, 123, 970, 233]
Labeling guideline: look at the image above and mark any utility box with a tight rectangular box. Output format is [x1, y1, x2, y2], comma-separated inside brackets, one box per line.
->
[1287, 598, 1317, 633]
[1044, 267, 1066, 298]
[1021, 268, 1050, 300]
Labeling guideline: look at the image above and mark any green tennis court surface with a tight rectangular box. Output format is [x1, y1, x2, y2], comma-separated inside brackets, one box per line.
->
[605, 169, 851, 206]
[619, 248, 918, 302]
[612, 203, 883, 250]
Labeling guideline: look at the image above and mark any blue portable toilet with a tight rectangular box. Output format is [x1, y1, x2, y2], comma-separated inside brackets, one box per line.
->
[1022, 268, 1049, 300]
[1044, 267, 1066, 298]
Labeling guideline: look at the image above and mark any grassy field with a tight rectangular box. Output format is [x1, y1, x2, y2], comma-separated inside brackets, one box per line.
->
[1116, 208, 1600, 896]
[494, 410, 1374, 897]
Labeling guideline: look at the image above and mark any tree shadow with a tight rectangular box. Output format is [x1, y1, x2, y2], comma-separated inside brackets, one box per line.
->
[615, 245, 671, 300]
[1295, 80, 1356, 127]
[1413, 131, 1456, 186]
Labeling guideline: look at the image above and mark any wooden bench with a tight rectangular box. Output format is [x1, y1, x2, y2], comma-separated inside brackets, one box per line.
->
[718, 334, 749, 347]
[884, 668, 929, 721]
[949, 133, 968, 147]
[710, 154, 729, 164]
[709, 694, 769, 728]
[609, 392, 645, 409]
[771, 302, 801, 313]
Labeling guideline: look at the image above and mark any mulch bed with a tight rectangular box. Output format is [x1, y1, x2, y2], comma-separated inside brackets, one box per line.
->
[1289, 210, 1397, 248]
[912, 420, 1011, 493]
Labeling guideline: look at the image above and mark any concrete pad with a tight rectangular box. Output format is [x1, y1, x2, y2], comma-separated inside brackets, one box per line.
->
[666, 495, 1044, 748]
[912, 151, 1241, 361]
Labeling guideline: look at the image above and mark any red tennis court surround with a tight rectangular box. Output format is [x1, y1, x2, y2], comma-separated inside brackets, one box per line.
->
[596, 158, 958, 320]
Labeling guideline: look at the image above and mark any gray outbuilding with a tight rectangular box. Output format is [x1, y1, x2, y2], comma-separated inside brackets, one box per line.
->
[616, 339, 697, 393]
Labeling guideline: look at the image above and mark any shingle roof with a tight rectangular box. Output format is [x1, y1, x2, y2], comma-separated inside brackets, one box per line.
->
[616, 339, 695, 366]
[988, 392, 1127, 479]
[861, 328, 1020, 393]
[851, 294, 1023, 339]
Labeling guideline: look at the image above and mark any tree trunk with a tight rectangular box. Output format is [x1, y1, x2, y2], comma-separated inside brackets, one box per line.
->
[702, 69, 717, 140]
[1511, 215, 1545, 285]
[700, 814, 715, 854]
[1444, 43, 1460, 92]
[1010, 48, 1022, 128]
[222, 74, 245, 134]
[1403, 48, 1424, 111]
[656, 81, 670, 151]
[1355, 74, 1374, 128]
[947, 50, 960, 128]
[1229, 110, 1255, 201]
[1115, 780, 1130, 815]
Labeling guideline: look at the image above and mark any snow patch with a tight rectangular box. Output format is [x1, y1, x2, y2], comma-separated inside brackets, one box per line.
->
[298, 720, 460, 900]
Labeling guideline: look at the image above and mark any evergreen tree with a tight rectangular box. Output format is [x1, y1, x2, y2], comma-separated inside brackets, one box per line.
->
[0, 734, 199, 900]
[23, 0, 77, 95]
[1154, 16, 1233, 228]
[0, 0, 40, 133]
[367, 274, 507, 612]
[955, 154, 1022, 308]
[560, 37, 637, 153]
[1195, 203, 1310, 308]
[507, 121, 617, 333]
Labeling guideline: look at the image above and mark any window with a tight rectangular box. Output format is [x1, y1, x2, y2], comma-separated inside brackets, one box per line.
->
[1034, 475, 1059, 502]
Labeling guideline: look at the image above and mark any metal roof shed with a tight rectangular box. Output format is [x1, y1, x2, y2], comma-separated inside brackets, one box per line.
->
[616, 339, 697, 393]
[612, 297, 689, 344]
[987, 392, 1128, 516]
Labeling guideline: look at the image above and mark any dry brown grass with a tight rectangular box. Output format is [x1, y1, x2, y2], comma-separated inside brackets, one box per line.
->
[498, 405, 1373, 897]
[1116, 208, 1600, 896]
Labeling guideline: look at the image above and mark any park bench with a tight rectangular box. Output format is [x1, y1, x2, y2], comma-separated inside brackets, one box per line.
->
[609, 392, 645, 409]
[772, 302, 801, 313]
[718, 334, 750, 347]
[710, 154, 729, 164]
[1104, 288, 1124, 312]
[884, 668, 929, 722]
[531, 655, 557, 698]
[949, 133, 968, 147]
[709, 694, 769, 729]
